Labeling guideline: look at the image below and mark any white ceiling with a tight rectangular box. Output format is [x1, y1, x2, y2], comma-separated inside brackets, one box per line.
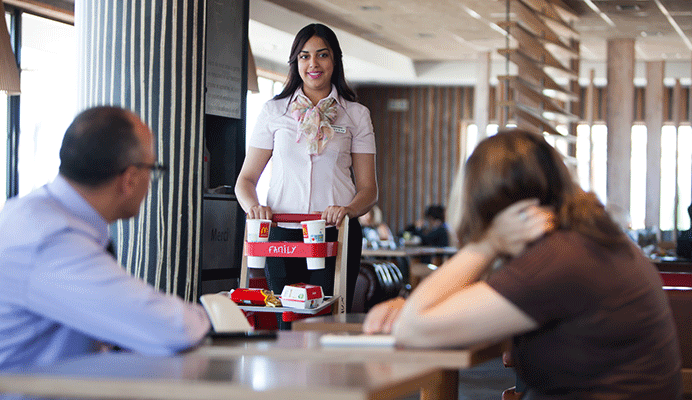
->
[248, 0, 692, 86]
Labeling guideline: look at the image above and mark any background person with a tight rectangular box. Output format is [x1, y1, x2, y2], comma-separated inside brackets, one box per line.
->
[0, 106, 210, 370]
[235, 23, 378, 315]
[403, 204, 449, 247]
[359, 204, 395, 249]
[364, 129, 681, 399]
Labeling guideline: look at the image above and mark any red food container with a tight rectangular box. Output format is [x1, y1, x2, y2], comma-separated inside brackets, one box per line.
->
[230, 288, 273, 306]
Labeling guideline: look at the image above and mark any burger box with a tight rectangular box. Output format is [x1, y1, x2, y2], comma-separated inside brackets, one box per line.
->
[280, 283, 324, 309]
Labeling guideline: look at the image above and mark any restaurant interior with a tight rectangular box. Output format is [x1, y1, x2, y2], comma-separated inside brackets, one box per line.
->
[1, 0, 692, 399]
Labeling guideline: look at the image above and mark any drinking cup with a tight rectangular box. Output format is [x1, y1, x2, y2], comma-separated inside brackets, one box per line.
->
[246, 219, 271, 269]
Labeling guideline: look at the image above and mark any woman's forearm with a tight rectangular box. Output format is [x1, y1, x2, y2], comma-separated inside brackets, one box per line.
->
[345, 186, 378, 218]
[234, 176, 261, 213]
[399, 241, 497, 317]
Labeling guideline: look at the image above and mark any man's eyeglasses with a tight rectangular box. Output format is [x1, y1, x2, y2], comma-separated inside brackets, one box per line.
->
[132, 162, 168, 180]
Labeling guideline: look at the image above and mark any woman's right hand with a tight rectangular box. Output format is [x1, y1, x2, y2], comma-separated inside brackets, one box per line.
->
[247, 205, 273, 221]
[482, 199, 555, 258]
[363, 297, 406, 334]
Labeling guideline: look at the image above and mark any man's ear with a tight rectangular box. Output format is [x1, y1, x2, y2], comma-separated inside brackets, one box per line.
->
[117, 166, 139, 197]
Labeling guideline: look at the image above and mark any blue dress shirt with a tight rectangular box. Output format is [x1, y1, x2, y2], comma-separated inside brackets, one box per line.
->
[0, 176, 210, 370]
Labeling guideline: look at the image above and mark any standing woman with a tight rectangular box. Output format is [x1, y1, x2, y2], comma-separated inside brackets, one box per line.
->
[235, 23, 377, 314]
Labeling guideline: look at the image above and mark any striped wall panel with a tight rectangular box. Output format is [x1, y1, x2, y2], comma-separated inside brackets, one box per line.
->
[356, 86, 470, 235]
[75, 0, 206, 301]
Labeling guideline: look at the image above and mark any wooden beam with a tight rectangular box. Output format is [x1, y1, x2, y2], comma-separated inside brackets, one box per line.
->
[506, 100, 578, 126]
[548, 0, 579, 23]
[500, 76, 578, 120]
[511, 102, 577, 142]
[520, 0, 565, 23]
[511, 0, 567, 46]
[498, 48, 577, 80]
[3, 0, 74, 24]
[542, 15, 579, 40]
[498, 20, 577, 59]
[520, 0, 580, 39]
[496, 49, 577, 93]
[498, 74, 578, 102]
[501, 22, 577, 69]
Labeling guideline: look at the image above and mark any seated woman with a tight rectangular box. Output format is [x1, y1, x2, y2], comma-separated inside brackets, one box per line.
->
[359, 205, 395, 249]
[364, 129, 682, 399]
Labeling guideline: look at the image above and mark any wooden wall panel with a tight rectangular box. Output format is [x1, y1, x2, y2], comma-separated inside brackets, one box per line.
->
[356, 85, 472, 234]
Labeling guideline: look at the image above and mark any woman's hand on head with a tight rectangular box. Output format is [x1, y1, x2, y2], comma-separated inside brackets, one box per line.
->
[247, 205, 273, 221]
[322, 206, 354, 227]
[483, 199, 555, 258]
[363, 297, 406, 334]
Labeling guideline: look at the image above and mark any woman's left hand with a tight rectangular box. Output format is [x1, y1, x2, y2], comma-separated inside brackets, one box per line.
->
[483, 199, 555, 258]
[322, 206, 354, 227]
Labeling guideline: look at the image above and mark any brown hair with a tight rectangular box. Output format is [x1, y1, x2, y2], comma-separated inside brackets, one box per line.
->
[449, 129, 629, 249]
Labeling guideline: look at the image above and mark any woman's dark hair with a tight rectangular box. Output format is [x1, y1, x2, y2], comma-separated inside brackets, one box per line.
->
[274, 23, 357, 102]
[452, 129, 629, 249]
[59, 106, 143, 187]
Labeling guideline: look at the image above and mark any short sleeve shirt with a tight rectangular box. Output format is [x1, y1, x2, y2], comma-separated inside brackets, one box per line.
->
[249, 86, 376, 216]
[486, 230, 682, 399]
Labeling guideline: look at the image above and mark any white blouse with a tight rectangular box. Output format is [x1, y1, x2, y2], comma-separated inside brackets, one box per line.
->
[249, 86, 376, 223]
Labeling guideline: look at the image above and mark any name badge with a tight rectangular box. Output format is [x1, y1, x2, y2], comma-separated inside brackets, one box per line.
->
[331, 125, 346, 134]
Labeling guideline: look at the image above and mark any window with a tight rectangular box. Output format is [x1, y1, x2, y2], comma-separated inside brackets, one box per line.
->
[630, 125, 647, 229]
[660, 125, 692, 231]
[245, 76, 284, 204]
[17, 14, 77, 196]
[464, 123, 499, 160]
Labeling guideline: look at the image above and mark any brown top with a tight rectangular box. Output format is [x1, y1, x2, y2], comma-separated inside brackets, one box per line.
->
[487, 230, 682, 399]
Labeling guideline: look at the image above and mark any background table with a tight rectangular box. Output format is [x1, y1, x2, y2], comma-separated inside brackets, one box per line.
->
[0, 352, 447, 400]
[361, 246, 458, 287]
[653, 257, 692, 273]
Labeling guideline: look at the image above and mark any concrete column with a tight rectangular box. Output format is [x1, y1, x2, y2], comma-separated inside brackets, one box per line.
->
[75, 1, 206, 300]
[474, 52, 491, 138]
[606, 39, 635, 226]
[645, 61, 664, 229]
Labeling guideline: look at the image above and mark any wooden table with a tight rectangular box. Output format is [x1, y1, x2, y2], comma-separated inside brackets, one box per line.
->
[197, 330, 504, 400]
[361, 246, 458, 260]
[292, 312, 366, 332]
[0, 352, 451, 400]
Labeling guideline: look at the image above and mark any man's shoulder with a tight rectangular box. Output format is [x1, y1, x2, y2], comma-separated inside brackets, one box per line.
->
[0, 188, 72, 240]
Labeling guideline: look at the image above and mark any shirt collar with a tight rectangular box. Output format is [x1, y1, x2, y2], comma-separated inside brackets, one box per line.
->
[294, 85, 343, 108]
[46, 175, 110, 246]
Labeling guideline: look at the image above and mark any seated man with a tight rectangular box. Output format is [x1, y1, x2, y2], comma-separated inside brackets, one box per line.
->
[404, 205, 450, 248]
[0, 106, 210, 370]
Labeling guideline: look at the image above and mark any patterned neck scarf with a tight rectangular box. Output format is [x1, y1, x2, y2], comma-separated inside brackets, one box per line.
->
[290, 94, 337, 155]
